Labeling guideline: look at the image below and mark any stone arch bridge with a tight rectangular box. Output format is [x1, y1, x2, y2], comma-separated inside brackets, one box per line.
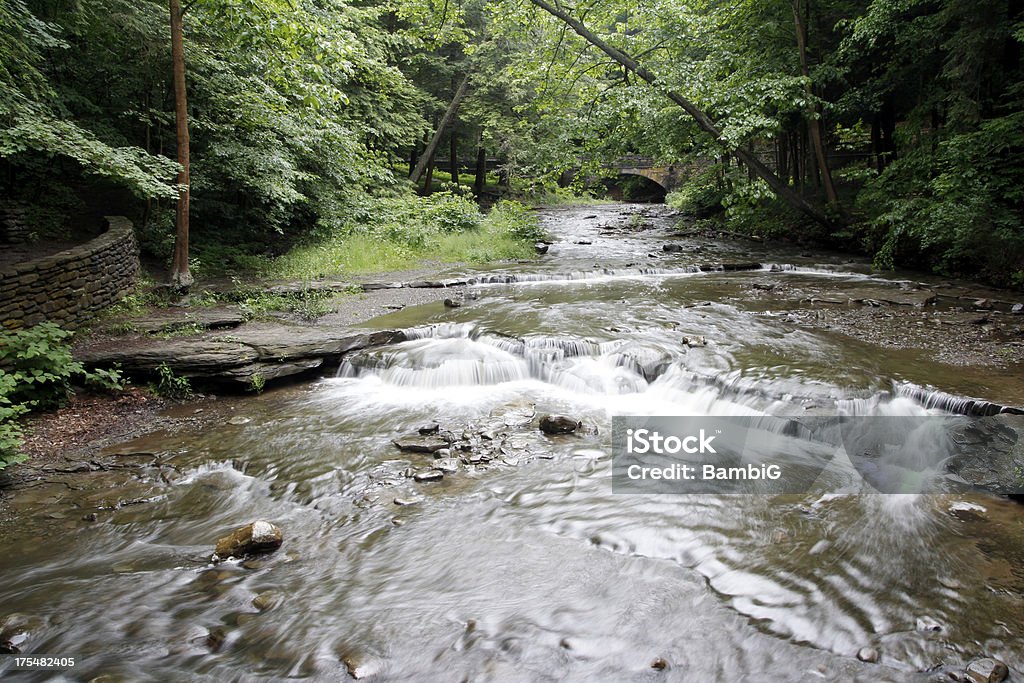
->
[609, 155, 689, 192]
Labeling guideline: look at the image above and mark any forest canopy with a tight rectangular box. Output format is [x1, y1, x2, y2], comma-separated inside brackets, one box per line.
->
[1, 0, 1022, 286]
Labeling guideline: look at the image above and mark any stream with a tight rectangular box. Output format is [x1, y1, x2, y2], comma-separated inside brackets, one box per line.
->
[1, 204, 1022, 682]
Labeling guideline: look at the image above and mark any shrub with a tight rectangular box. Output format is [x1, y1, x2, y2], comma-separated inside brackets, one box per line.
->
[0, 323, 124, 469]
[423, 192, 484, 233]
[666, 166, 725, 218]
[0, 371, 29, 470]
[153, 363, 194, 400]
[486, 200, 545, 242]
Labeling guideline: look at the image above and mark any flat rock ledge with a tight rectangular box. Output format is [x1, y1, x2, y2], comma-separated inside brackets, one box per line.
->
[75, 324, 406, 388]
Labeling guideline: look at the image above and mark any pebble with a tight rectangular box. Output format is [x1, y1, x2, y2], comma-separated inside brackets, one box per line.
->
[915, 616, 943, 633]
[856, 647, 879, 663]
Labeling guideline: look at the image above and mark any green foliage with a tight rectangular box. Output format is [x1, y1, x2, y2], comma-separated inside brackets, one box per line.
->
[0, 370, 29, 470]
[217, 284, 336, 322]
[487, 200, 545, 242]
[153, 363, 193, 400]
[423, 192, 484, 233]
[858, 111, 1024, 283]
[0, 323, 124, 410]
[0, 323, 125, 469]
[248, 373, 266, 394]
[666, 166, 725, 218]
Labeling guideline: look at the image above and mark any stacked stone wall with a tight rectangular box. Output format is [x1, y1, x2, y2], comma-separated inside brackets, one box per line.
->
[0, 216, 139, 330]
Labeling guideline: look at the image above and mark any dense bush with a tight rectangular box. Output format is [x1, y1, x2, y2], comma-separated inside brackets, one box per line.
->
[666, 166, 725, 218]
[0, 323, 123, 469]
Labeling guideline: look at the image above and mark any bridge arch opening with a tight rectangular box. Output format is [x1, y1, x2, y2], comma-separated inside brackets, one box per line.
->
[600, 172, 667, 203]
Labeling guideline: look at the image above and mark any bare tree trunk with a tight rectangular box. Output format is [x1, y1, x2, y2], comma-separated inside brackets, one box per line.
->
[793, 0, 838, 207]
[423, 154, 436, 194]
[410, 76, 470, 185]
[409, 145, 419, 177]
[525, 0, 836, 229]
[169, 0, 192, 290]
[474, 146, 487, 196]
[449, 127, 459, 185]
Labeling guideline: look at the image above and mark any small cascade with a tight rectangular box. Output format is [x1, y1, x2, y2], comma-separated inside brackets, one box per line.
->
[760, 263, 844, 274]
[467, 266, 701, 286]
[892, 381, 1021, 416]
[336, 327, 1013, 418]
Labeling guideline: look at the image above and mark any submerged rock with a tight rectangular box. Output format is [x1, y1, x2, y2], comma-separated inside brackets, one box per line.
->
[945, 415, 1024, 495]
[392, 435, 450, 453]
[0, 613, 44, 654]
[252, 590, 282, 612]
[214, 520, 283, 559]
[433, 458, 460, 473]
[443, 298, 461, 308]
[682, 335, 707, 348]
[964, 657, 1009, 683]
[539, 415, 580, 435]
[662, 244, 683, 253]
[413, 470, 444, 482]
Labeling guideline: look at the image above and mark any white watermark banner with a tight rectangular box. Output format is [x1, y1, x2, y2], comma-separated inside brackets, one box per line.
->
[610, 415, 1023, 494]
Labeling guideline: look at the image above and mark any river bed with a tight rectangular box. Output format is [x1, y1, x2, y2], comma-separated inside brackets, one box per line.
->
[1, 204, 1022, 682]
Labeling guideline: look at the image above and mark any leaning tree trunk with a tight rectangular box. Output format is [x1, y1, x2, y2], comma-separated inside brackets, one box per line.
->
[169, 0, 192, 290]
[410, 76, 471, 185]
[525, 0, 836, 229]
[792, 0, 838, 207]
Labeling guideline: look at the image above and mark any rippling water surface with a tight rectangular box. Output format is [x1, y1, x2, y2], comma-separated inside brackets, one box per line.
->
[1, 204, 1022, 681]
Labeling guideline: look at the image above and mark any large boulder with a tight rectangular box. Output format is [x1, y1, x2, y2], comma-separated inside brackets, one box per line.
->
[214, 520, 283, 559]
[539, 415, 581, 435]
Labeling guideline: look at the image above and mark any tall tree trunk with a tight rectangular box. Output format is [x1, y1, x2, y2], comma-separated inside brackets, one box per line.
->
[410, 76, 470, 184]
[449, 127, 459, 185]
[525, 0, 836, 229]
[169, 0, 192, 290]
[792, 0, 839, 207]
[474, 146, 487, 196]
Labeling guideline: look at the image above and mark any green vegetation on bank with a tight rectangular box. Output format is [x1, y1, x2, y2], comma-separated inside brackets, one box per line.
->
[167, 194, 546, 280]
[0, 324, 124, 469]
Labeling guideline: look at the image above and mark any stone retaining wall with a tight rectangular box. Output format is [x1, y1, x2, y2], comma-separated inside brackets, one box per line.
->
[0, 201, 32, 244]
[0, 216, 139, 330]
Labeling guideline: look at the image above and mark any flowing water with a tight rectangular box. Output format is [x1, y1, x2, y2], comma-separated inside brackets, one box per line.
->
[2, 204, 1023, 682]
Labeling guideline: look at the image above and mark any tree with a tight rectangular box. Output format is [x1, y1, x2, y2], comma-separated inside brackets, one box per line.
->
[410, 75, 470, 184]
[169, 0, 192, 289]
[520, 0, 836, 228]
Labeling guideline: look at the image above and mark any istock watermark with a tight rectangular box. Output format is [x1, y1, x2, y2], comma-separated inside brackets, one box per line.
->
[611, 415, 1024, 495]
